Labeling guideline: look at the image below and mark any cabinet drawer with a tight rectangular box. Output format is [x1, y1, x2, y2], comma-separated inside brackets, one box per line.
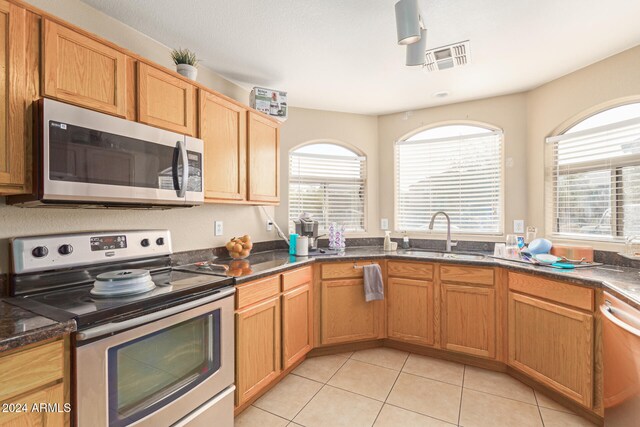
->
[321, 261, 377, 280]
[508, 272, 594, 312]
[236, 275, 280, 309]
[441, 265, 494, 286]
[387, 261, 433, 280]
[281, 266, 312, 292]
[0, 340, 64, 401]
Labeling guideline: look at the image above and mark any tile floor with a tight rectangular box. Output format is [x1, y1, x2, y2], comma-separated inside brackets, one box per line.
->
[234, 347, 598, 427]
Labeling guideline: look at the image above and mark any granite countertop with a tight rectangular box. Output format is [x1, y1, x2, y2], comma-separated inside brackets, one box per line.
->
[229, 246, 640, 310]
[0, 300, 76, 353]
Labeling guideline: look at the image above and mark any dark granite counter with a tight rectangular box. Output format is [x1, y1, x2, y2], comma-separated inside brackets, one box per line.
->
[0, 300, 76, 353]
[214, 246, 640, 310]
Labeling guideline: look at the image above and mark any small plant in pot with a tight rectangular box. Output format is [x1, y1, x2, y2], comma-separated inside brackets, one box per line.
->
[171, 48, 199, 81]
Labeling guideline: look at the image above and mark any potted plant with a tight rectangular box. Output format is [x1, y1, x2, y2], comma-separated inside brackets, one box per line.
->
[171, 48, 199, 81]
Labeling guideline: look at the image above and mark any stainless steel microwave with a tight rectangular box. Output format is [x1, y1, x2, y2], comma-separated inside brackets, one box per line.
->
[9, 98, 204, 208]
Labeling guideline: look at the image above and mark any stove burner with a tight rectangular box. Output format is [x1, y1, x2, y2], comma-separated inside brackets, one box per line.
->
[91, 269, 156, 297]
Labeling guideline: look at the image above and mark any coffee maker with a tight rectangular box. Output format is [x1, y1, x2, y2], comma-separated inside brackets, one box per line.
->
[293, 216, 324, 250]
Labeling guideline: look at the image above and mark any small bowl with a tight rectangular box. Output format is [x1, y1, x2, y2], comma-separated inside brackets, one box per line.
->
[534, 254, 561, 264]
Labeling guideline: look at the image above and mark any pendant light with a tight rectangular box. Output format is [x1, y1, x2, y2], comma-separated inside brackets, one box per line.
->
[406, 28, 427, 66]
[395, 0, 422, 45]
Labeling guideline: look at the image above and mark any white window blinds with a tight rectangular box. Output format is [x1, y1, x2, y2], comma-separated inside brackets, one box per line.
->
[395, 130, 503, 234]
[289, 149, 366, 232]
[547, 116, 640, 239]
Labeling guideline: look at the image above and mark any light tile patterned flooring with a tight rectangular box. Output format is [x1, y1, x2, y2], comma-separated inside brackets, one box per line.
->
[234, 347, 598, 427]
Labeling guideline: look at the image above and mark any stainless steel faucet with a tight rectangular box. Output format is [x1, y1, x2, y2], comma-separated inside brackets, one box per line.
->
[428, 211, 458, 252]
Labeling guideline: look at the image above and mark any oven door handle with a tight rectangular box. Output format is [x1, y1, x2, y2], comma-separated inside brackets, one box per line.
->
[76, 286, 235, 341]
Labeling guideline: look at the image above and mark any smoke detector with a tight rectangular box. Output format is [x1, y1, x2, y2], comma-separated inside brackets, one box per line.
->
[424, 40, 470, 72]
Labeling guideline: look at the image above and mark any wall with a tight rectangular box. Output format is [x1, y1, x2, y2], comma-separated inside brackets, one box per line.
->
[0, 0, 273, 273]
[276, 107, 379, 235]
[526, 45, 640, 250]
[377, 93, 529, 242]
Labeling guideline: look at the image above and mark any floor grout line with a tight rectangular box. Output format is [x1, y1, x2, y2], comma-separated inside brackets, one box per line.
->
[534, 390, 546, 427]
[383, 401, 460, 426]
[247, 404, 294, 424]
[368, 351, 410, 426]
[461, 385, 539, 407]
[457, 365, 466, 426]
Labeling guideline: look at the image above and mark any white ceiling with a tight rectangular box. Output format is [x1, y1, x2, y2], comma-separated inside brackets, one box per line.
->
[81, 0, 640, 115]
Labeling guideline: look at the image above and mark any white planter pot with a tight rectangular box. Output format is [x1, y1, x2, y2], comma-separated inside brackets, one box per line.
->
[176, 63, 198, 81]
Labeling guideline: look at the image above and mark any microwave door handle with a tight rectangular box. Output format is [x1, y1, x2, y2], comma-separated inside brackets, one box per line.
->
[172, 140, 188, 197]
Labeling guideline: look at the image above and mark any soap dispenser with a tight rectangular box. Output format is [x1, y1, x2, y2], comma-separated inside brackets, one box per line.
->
[383, 231, 392, 251]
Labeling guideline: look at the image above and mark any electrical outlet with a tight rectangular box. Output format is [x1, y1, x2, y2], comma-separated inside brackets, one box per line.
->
[266, 220, 273, 231]
[214, 221, 223, 236]
[513, 219, 525, 234]
[381, 218, 389, 230]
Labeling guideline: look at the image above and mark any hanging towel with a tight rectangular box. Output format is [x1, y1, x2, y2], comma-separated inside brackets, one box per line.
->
[363, 264, 384, 302]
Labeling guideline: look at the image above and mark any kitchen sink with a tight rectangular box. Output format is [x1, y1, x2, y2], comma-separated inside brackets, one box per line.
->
[401, 249, 486, 261]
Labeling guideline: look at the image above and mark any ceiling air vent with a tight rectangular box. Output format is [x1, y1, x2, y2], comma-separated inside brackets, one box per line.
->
[424, 40, 470, 72]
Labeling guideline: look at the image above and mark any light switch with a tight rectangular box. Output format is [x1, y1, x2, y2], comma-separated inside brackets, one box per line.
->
[513, 220, 525, 234]
[381, 218, 389, 230]
[214, 221, 223, 236]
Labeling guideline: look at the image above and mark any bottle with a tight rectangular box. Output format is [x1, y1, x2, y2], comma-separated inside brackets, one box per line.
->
[401, 232, 410, 249]
[289, 234, 298, 255]
[384, 231, 392, 251]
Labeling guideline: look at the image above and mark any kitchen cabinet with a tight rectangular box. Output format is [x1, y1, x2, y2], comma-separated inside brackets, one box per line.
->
[508, 287, 594, 407]
[247, 112, 280, 204]
[199, 90, 247, 202]
[0, 1, 37, 195]
[440, 266, 496, 358]
[0, 338, 68, 426]
[43, 19, 127, 117]
[282, 283, 313, 369]
[387, 276, 435, 346]
[235, 295, 281, 406]
[137, 62, 196, 135]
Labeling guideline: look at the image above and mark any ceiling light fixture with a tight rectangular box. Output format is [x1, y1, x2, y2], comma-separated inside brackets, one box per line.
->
[406, 28, 427, 66]
[395, 0, 423, 45]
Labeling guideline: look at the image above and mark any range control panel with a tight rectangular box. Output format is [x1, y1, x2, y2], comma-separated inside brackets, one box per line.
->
[12, 230, 172, 274]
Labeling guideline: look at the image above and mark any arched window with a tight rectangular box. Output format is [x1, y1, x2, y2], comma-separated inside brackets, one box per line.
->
[547, 102, 640, 240]
[289, 143, 366, 232]
[395, 124, 503, 234]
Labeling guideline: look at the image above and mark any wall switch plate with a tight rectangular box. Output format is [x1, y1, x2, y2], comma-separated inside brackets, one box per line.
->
[266, 220, 273, 231]
[381, 218, 389, 230]
[214, 221, 223, 236]
[513, 219, 525, 234]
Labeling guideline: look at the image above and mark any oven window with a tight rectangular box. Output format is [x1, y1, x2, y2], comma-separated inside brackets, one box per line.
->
[107, 310, 221, 426]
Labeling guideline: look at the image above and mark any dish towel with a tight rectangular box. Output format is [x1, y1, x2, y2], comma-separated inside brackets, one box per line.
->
[363, 264, 384, 302]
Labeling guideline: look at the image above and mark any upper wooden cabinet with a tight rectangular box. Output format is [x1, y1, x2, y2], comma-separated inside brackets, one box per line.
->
[137, 62, 196, 135]
[43, 19, 126, 117]
[200, 90, 247, 201]
[0, 1, 37, 195]
[247, 112, 280, 203]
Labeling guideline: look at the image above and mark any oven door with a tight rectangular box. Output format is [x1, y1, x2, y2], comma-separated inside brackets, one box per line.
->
[75, 288, 234, 427]
[42, 98, 204, 206]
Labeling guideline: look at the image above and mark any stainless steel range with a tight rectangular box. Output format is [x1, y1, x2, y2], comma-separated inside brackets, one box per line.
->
[8, 230, 235, 427]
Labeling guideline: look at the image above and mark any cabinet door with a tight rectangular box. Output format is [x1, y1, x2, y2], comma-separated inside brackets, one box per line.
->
[388, 277, 435, 346]
[138, 62, 195, 135]
[282, 283, 313, 369]
[321, 279, 379, 345]
[199, 90, 246, 201]
[441, 284, 496, 358]
[247, 112, 279, 203]
[0, 382, 65, 427]
[43, 19, 126, 117]
[509, 292, 593, 407]
[235, 296, 281, 405]
[0, 2, 37, 194]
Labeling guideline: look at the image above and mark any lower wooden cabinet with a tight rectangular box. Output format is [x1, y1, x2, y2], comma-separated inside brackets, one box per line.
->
[321, 279, 379, 345]
[508, 291, 594, 407]
[282, 283, 313, 369]
[235, 295, 281, 405]
[0, 383, 65, 427]
[441, 283, 496, 358]
[387, 277, 435, 346]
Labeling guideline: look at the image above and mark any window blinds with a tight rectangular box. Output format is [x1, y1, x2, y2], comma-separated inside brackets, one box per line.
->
[289, 151, 366, 232]
[547, 116, 640, 239]
[395, 131, 503, 234]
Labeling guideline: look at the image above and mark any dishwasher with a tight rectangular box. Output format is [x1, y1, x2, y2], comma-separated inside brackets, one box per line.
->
[601, 291, 640, 426]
